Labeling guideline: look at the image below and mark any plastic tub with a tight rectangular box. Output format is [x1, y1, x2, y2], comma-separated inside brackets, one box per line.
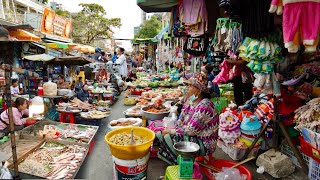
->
[202, 159, 252, 180]
[105, 126, 155, 160]
[112, 153, 150, 180]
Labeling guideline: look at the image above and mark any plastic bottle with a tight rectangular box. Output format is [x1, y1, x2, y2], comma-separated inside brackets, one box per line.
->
[163, 106, 178, 129]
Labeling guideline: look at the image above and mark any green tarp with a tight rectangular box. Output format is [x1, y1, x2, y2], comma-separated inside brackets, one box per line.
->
[137, 0, 178, 12]
[132, 38, 158, 45]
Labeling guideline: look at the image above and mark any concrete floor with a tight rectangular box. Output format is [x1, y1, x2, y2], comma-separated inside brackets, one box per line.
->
[75, 93, 309, 180]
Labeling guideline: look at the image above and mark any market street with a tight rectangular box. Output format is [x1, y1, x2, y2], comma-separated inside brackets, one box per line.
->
[75, 93, 308, 180]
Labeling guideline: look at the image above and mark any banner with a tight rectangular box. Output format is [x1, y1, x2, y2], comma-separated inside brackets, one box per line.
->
[41, 8, 72, 38]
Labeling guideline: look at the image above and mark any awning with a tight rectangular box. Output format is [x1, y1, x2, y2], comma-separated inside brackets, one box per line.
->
[132, 38, 158, 45]
[47, 56, 94, 66]
[9, 29, 41, 41]
[137, 0, 178, 12]
[45, 42, 77, 49]
[23, 54, 55, 61]
[72, 44, 95, 53]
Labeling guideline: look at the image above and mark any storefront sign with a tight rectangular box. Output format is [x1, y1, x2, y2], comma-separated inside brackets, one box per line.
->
[41, 8, 72, 38]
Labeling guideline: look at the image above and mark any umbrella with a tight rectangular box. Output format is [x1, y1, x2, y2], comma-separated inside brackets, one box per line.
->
[23, 54, 56, 61]
[137, 0, 178, 12]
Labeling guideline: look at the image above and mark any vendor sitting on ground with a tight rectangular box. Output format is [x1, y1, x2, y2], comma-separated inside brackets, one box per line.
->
[10, 79, 20, 97]
[77, 85, 92, 104]
[57, 75, 70, 89]
[158, 73, 219, 164]
[126, 68, 137, 82]
[0, 97, 29, 135]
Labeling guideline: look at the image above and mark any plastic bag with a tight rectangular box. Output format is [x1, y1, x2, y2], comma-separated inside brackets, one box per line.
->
[215, 167, 247, 180]
[0, 162, 13, 179]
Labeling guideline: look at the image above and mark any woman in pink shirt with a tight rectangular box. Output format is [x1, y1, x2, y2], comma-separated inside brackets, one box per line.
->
[0, 97, 29, 135]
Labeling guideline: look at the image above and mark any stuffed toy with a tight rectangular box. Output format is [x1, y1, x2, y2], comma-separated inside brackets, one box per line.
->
[269, 0, 320, 53]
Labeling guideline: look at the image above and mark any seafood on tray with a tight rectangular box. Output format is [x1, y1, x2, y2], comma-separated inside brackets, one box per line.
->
[163, 90, 183, 100]
[19, 142, 87, 179]
[144, 104, 169, 113]
[124, 106, 143, 117]
[80, 110, 109, 119]
[110, 118, 142, 127]
[39, 124, 97, 143]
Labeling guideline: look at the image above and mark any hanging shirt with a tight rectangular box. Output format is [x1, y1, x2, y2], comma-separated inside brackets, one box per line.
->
[116, 54, 128, 77]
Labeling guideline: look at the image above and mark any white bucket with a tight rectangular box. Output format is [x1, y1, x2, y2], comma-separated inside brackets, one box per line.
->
[112, 153, 150, 180]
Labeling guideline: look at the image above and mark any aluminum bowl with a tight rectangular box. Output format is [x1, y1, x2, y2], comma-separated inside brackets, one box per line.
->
[173, 141, 200, 157]
[141, 106, 170, 120]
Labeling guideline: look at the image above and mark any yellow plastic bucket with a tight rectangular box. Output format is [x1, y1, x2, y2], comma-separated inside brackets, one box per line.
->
[105, 127, 155, 160]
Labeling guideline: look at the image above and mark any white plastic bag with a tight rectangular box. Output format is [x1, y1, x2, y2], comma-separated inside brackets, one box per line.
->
[0, 162, 13, 179]
[215, 167, 247, 180]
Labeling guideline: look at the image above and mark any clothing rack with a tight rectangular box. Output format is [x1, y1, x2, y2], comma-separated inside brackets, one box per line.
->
[1, 64, 39, 180]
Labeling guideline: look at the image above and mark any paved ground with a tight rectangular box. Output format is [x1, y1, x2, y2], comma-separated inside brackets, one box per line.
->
[76, 93, 309, 180]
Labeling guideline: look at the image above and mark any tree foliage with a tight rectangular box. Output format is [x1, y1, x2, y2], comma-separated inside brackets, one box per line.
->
[55, 10, 71, 18]
[135, 15, 162, 39]
[72, 3, 121, 44]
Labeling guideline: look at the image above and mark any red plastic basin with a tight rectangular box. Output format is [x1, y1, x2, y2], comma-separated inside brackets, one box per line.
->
[24, 119, 37, 127]
[202, 159, 252, 180]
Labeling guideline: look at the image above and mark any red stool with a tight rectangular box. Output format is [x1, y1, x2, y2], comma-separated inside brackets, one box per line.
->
[59, 112, 76, 124]
[92, 94, 100, 101]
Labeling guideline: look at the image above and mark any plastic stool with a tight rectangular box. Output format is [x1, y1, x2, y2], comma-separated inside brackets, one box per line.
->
[59, 112, 76, 124]
[92, 94, 100, 101]
[165, 166, 200, 180]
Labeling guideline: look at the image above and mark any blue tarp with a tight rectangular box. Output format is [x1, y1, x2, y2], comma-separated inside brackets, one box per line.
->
[155, 24, 169, 40]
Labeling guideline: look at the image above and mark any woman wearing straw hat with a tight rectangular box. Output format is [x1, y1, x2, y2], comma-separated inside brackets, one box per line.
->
[157, 73, 219, 164]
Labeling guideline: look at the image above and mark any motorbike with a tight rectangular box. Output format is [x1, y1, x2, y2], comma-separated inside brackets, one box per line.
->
[106, 62, 126, 96]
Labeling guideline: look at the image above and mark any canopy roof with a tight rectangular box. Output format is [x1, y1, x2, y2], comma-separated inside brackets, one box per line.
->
[71, 44, 96, 53]
[137, 0, 178, 12]
[45, 42, 77, 49]
[47, 56, 94, 66]
[9, 29, 41, 41]
[132, 38, 158, 45]
[23, 54, 55, 61]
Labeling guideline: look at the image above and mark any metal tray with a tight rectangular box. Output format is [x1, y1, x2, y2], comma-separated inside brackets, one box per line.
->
[20, 119, 98, 145]
[9, 138, 89, 179]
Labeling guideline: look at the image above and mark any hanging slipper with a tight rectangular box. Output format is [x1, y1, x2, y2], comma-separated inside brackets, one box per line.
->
[282, 73, 306, 86]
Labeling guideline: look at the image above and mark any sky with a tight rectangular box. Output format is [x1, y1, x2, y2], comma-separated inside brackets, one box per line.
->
[49, 0, 144, 51]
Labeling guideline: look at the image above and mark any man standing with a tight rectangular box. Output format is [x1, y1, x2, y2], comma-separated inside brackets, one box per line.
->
[115, 47, 128, 79]
[94, 48, 102, 61]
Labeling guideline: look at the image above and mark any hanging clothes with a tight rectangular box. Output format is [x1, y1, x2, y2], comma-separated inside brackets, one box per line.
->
[238, 0, 275, 39]
[183, 35, 209, 56]
[180, 0, 208, 37]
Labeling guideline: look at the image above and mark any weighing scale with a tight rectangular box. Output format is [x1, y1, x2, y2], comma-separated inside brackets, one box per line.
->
[173, 141, 202, 179]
